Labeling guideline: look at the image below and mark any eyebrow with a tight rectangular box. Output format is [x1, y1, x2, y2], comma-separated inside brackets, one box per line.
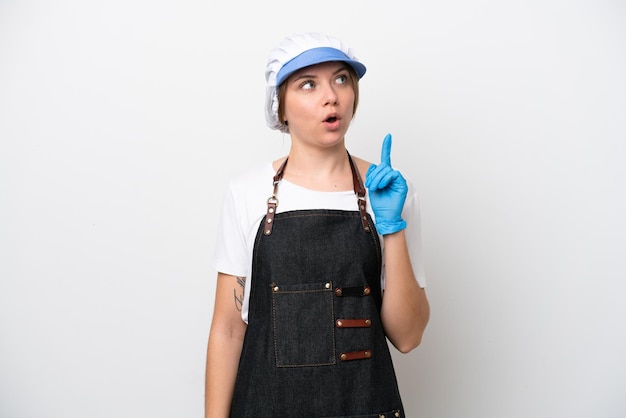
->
[290, 65, 348, 83]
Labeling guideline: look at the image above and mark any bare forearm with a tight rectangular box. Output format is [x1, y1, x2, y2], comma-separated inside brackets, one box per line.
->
[205, 273, 247, 417]
[380, 230, 430, 353]
[205, 330, 244, 417]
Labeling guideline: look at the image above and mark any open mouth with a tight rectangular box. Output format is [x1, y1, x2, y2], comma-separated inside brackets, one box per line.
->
[324, 116, 338, 123]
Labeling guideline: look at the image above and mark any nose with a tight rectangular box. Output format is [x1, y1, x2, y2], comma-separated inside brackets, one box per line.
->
[323, 84, 338, 106]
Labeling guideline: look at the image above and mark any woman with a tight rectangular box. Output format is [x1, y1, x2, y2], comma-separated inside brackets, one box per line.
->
[205, 32, 429, 418]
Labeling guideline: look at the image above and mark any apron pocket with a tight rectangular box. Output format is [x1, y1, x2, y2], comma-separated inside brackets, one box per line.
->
[271, 281, 335, 367]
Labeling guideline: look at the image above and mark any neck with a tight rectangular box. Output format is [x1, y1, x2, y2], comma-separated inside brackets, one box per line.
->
[280, 144, 353, 191]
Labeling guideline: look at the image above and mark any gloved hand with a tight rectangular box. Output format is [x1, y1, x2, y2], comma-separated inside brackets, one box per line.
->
[365, 133, 408, 235]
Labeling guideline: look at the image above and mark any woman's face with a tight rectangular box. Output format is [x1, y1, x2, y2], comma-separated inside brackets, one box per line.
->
[280, 61, 356, 147]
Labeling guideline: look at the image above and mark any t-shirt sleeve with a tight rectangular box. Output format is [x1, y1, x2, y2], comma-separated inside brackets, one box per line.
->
[211, 183, 251, 278]
[403, 187, 427, 288]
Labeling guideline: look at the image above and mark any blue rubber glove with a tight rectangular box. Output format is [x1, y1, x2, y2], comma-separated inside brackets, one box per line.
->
[365, 133, 408, 235]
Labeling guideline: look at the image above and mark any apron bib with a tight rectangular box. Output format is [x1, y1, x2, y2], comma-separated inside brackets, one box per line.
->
[230, 154, 405, 418]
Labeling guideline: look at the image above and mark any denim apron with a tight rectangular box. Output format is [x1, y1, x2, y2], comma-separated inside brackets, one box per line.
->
[230, 153, 405, 418]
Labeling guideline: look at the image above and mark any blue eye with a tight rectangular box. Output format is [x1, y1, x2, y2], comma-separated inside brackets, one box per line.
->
[300, 80, 315, 90]
[336, 74, 348, 85]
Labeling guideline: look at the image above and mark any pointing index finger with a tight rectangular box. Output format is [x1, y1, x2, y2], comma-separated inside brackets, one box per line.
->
[380, 133, 392, 165]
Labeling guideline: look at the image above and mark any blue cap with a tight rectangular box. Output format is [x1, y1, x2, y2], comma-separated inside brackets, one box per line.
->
[275, 47, 367, 86]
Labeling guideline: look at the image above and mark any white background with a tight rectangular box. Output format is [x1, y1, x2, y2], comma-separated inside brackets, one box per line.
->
[1, 1, 625, 417]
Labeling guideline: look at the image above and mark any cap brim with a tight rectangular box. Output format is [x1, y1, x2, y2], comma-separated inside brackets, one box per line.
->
[276, 47, 366, 86]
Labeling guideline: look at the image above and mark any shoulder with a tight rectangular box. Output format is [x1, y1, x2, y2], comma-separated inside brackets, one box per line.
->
[222, 162, 278, 214]
[219, 162, 279, 233]
[348, 155, 372, 180]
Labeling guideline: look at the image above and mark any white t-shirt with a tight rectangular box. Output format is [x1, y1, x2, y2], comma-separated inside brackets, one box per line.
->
[211, 162, 426, 323]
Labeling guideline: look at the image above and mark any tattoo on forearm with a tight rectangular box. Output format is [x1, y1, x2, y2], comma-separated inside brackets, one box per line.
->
[234, 276, 246, 311]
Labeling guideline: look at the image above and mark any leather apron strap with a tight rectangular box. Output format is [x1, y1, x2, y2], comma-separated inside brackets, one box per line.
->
[263, 151, 370, 235]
